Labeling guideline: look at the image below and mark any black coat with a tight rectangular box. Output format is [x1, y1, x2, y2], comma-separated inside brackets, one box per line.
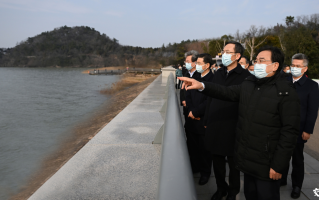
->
[203, 64, 251, 156]
[289, 74, 319, 143]
[180, 70, 201, 115]
[185, 70, 214, 134]
[202, 72, 300, 181]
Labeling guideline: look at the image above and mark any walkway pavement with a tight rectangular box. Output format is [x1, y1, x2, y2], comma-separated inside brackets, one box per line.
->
[193, 154, 319, 200]
[29, 75, 167, 200]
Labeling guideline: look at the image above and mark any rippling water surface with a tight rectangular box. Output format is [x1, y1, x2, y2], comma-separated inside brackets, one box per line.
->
[0, 67, 119, 200]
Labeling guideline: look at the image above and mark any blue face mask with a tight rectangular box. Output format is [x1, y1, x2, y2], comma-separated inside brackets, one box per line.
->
[254, 63, 273, 79]
[222, 53, 235, 66]
[249, 70, 255, 75]
[185, 63, 193, 70]
[196, 64, 206, 73]
[291, 67, 303, 77]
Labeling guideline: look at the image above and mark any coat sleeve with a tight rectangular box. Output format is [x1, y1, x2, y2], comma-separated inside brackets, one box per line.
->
[304, 83, 319, 134]
[203, 97, 212, 126]
[201, 81, 241, 102]
[180, 88, 185, 106]
[192, 94, 207, 118]
[185, 90, 193, 116]
[270, 87, 300, 174]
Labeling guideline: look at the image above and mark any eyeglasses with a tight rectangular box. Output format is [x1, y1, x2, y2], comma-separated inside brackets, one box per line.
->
[253, 59, 272, 64]
[221, 51, 236, 54]
[290, 64, 305, 68]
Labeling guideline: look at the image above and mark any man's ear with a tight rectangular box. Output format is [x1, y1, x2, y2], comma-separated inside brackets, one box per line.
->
[273, 62, 279, 72]
[304, 66, 308, 73]
[236, 54, 241, 61]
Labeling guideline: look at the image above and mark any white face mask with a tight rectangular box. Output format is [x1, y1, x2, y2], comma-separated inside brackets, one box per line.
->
[254, 63, 274, 79]
[291, 67, 303, 77]
[249, 70, 255, 75]
[285, 70, 290, 73]
[196, 64, 205, 73]
[241, 65, 246, 69]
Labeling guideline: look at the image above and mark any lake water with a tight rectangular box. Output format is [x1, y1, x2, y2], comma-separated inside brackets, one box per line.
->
[0, 67, 119, 200]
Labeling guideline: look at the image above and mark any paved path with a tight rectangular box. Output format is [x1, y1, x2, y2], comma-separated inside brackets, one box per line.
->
[193, 154, 319, 200]
[29, 75, 167, 200]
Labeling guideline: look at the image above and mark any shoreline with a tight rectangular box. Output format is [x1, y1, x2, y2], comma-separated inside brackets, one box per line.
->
[10, 74, 158, 200]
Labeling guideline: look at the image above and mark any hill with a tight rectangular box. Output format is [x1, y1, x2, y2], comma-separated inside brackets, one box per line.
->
[0, 26, 178, 68]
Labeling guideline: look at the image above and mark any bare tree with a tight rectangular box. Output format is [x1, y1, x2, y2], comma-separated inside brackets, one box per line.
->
[234, 29, 244, 43]
[273, 23, 286, 52]
[244, 25, 269, 60]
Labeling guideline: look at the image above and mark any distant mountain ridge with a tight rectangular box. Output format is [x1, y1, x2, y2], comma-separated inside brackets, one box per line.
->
[0, 26, 174, 68]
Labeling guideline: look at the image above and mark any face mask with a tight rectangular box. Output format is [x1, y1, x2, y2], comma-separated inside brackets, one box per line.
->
[222, 53, 235, 66]
[196, 64, 206, 73]
[185, 62, 193, 70]
[179, 67, 182, 70]
[241, 65, 246, 69]
[249, 70, 255, 75]
[286, 70, 290, 73]
[254, 63, 273, 79]
[291, 67, 303, 77]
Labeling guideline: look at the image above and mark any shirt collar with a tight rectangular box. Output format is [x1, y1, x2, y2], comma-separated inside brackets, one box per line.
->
[188, 70, 195, 77]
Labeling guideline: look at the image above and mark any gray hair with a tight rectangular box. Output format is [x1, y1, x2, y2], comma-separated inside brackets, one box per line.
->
[184, 50, 199, 62]
[292, 53, 309, 66]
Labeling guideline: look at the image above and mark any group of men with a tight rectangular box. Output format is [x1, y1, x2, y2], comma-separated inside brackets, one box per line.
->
[178, 41, 319, 200]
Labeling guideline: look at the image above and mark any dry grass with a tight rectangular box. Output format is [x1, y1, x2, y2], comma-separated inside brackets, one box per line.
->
[100, 74, 154, 94]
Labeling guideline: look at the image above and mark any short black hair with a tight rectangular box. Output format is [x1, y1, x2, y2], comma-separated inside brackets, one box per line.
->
[198, 53, 213, 67]
[256, 46, 285, 71]
[225, 41, 244, 61]
[240, 56, 249, 64]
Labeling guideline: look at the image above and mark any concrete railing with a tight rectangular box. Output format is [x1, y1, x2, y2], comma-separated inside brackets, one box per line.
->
[154, 73, 197, 200]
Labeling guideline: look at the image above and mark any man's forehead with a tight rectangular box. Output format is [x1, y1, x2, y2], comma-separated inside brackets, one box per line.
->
[224, 44, 235, 50]
[239, 57, 247, 63]
[185, 55, 192, 60]
[257, 50, 271, 59]
[292, 59, 303, 64]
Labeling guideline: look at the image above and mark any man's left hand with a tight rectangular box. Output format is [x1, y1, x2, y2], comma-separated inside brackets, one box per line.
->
[269, 168, 282, 180]
[188, 111, 195, 119]
[302, 132, 311, 140]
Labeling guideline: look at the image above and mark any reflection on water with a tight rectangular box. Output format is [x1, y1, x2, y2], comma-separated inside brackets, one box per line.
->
[0, 67, 119, 200]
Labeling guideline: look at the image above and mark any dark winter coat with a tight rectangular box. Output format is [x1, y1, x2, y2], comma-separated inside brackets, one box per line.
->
[201, 72, 300, 181]
[203, 64, 251, 156]
[180, 70, 200, 116]
[289, 74, 319, 143]
[185, 70, 214, 134]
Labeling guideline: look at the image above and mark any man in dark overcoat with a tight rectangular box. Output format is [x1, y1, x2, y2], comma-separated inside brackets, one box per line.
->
[281, 53, 319, 199]
[179, 46, 300, 200]
[179, 50, 201, 173]
[185, 53, 214, 185]
[203, 41, 251, 200]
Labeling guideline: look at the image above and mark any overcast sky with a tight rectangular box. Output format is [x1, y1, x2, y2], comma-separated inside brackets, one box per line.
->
[0, 0, 318, 48]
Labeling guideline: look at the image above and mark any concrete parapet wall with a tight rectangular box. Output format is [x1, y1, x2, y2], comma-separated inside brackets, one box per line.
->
[161, 66, 176, 83]
[29, 75, 167, 200]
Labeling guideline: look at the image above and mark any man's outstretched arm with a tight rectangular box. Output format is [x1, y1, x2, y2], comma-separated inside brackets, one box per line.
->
[178, 77, 241, 102]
